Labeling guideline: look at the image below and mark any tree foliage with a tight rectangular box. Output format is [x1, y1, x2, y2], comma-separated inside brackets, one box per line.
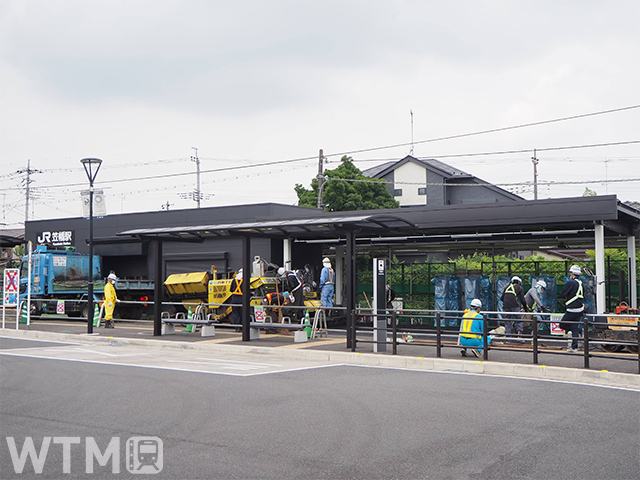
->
[295, 156, 399, 211]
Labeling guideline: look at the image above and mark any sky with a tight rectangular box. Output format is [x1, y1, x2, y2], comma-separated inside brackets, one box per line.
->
[1, 0, 639, 228]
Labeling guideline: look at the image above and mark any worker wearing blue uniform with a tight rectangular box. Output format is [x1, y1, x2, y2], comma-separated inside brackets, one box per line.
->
[459, 298, 490, 358]
[319, 257, 335, 308]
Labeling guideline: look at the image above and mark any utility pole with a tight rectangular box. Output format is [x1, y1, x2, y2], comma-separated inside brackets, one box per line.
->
[532, 149, 539, 200]
[191, 147, 201, 208]
[316, 149, 324, 209]
[24, 159, 31, 223]
[410, 110, 414, 156]
[17, 159, 42, 224]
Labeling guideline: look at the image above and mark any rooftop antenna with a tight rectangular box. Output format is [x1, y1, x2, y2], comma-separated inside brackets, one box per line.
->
[409, 110, 414, 156]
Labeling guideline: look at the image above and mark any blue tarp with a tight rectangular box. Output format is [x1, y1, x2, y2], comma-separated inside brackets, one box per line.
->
[432, 276, 461, 326]
[463, 276, 493, 311]
[495, 276, 511, 317]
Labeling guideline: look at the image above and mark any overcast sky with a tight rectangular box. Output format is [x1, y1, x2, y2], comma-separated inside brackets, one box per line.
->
[1, 0, 639, 228]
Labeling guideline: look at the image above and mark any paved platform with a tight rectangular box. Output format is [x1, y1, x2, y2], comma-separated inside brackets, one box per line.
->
[1, 317, 639, 390]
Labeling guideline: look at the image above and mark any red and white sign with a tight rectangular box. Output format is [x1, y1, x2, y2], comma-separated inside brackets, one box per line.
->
[550, 313, 565, 336]
[56, 300, 65, 314]
[254, 306, 266, 322]
[3, 268, 19, 307]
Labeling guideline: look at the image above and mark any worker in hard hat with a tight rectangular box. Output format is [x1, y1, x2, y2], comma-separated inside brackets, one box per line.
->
[103, 272, 118, 328]
[500, 275, 528, 336]
[459, 298, 490, 358]
[319, 257, 335, 308]
[262, 291, 293, 328]
[559, 265, 584, 353]
[525, 279, 551, 334]
[278, 266, 303, 320]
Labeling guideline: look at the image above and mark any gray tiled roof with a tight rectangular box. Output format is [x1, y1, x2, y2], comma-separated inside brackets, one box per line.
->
[362, 155, 472, 179]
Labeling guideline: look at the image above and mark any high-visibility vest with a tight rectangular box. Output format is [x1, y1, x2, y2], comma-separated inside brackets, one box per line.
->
[460, 310, 482, 339]
[567, 279, 583, 305]
[505, 284, 516, 296]
[325, 268, 334, 285]
[265, 292, 284, 305]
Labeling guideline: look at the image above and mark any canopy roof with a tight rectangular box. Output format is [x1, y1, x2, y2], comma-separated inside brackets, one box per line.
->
[117, 195, 640, 251]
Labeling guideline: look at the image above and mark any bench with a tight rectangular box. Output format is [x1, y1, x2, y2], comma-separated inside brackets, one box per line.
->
[249, 316, 310, 342]
[161, 310, 217, 337]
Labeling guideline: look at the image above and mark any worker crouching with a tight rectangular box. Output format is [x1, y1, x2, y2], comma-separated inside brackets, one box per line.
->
[459, 298, 490, 358]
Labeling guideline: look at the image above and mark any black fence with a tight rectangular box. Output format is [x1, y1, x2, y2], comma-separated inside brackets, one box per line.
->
[348, 308, 640, 374]
[356, 258, 639, 313]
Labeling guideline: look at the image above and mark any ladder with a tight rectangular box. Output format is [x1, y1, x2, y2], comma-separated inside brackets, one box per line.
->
[310, 309, 328, 339]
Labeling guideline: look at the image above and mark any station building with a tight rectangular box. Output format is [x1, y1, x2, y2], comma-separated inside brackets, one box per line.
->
[23, 194, 640, 317]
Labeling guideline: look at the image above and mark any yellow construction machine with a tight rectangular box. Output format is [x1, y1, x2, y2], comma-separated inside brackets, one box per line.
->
[164, 260, 320, 322]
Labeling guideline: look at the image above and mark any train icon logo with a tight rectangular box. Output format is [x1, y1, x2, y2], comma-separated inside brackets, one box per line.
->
[126, 436, 163, 474]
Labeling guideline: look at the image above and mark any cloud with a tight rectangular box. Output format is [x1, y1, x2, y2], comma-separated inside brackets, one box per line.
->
[1, 0, 639, 227]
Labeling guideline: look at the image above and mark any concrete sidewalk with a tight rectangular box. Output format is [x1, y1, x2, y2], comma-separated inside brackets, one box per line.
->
[1, 319, 639, 390]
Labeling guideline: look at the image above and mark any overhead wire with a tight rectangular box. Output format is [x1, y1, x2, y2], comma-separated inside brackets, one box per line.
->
[3, 104, 639, 222]
[8, 138, 635, 192]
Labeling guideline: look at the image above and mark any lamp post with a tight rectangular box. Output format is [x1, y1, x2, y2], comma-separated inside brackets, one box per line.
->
[81, 157, 102, 334]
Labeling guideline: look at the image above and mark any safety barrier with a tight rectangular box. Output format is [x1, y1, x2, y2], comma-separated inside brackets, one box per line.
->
[348, 309, 640, 374]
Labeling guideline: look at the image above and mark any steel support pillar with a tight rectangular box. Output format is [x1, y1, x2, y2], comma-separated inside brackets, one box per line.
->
[628, 235, 637, 309]
[283, 238, 292, 271]
[345, 230, 356, 349]
[335, 245, 344, 306]
[242, 235, 251, 341]
[153, 239, 163, 336]
[595, 223, 605, 314]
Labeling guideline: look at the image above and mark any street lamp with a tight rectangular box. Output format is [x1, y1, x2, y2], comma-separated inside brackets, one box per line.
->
[81, 157, 102, 334]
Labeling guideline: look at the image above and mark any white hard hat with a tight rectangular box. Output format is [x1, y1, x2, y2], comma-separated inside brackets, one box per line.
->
[322, 257, 331, 265]
[277, 267, 285, 276]
[470, 298, 482, 308]
[107, 273, 117, 281]
[536, 280, 547, 289]
[569, 265, 581, 275]
[511, 276, 522, 283]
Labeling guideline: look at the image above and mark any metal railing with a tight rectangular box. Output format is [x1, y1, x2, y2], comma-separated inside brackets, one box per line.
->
[348, 308, 640, 374]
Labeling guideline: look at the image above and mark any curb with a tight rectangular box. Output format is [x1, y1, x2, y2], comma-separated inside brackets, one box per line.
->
[1, 328, 638, 390]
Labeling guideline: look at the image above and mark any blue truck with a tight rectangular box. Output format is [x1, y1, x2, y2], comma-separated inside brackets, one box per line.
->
[19, 245, 154, 319]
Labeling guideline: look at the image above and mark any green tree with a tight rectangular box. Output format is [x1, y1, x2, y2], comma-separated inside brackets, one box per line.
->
[583, 187, 597, 196]
[295, 156, 399, 211]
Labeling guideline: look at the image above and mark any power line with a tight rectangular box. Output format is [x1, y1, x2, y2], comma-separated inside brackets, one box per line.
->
[9, 137, 635, 193]
[10, 104, 639, 184]
[326, 176, 640, 188]
[330, 104, 640, 157]
[422, 140, 640, 160]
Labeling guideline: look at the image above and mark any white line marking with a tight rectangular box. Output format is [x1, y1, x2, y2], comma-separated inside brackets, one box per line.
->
[0, 351, 335, 377]
[70, 347, 149, 358]
[166, 360, 268, 371]
[195, 357, 282, 367]
[1, 346, 637, 391]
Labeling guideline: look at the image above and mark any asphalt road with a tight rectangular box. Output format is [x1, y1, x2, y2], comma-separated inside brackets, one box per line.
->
[7, 316, 640, 375]
[0, 337, 638, 480]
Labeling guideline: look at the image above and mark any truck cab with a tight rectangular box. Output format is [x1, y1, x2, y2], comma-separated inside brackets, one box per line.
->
[19, 245, 103, 317]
